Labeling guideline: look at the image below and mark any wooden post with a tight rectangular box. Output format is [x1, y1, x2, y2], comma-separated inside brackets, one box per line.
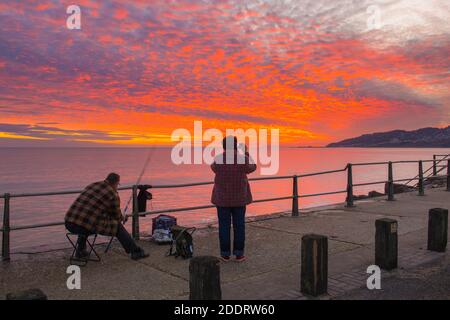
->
[189, 256, 221, 300]
[301, 234, 328, 296]
[6, 288, 47, 300]
[387, 162, 395, 201]
[427, 208, 448, 252]
[131, 186, 140, 240]
[345, 164, 354, 207]
[432, 155, 437, 176]
[375, 218, 398, 270]
[418, 161, 424, 196]
[292, 175, 299, 217]
[2, 193, 10, 261]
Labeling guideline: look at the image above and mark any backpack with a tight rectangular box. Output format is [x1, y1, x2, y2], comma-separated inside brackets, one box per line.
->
[151, 215, 177, 244]
[167, 225, 196, 259]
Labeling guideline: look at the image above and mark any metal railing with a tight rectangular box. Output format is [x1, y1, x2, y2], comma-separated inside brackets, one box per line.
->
[1, 154, 449, 261]
[404, 154, 449, 187]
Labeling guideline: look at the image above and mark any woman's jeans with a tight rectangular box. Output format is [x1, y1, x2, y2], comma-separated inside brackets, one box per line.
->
[216, 206, 246, 256]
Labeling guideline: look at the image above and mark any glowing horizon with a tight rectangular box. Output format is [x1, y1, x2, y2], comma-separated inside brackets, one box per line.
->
[0, 0, 449, 147]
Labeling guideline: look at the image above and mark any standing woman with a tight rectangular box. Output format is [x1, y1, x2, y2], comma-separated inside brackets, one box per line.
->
[211, 136, 257, 262]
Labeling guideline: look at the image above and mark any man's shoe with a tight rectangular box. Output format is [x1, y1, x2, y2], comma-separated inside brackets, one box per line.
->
[235, 255, 246, 262]
[220, 256, 230, 262]
[131, 248, 149, 260]
[75, 249, 90, 259]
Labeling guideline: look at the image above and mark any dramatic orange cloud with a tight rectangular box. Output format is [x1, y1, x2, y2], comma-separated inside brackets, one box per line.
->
[0, 0, 448, 147]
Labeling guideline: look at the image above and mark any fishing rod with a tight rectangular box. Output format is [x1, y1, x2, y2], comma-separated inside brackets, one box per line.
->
[122, 148, 154, 223]
[105, 148, 154, 253]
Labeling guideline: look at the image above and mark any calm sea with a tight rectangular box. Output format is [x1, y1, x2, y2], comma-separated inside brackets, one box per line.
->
[0, 147, 449, 252]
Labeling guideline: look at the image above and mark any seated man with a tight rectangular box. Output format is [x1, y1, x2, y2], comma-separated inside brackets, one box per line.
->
[65, 172, 148, 260]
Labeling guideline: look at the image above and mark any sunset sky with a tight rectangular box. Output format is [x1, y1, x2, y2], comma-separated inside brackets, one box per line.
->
[0, 0, 449, 147]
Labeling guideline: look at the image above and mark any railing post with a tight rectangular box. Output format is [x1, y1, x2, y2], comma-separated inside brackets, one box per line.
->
[447, 159, 450, 192]
[418, 160, 424, 196]
[292, 175, 299, 217]
[387, 161, 395, 201]
[433, 155, 437, 176]
[345, 164, 354, 207]
[131, 185, 140, 240]
[2, 193, 11, 261]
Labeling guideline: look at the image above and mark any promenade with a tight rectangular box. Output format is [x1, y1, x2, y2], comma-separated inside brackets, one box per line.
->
[1, 187, 449, 300]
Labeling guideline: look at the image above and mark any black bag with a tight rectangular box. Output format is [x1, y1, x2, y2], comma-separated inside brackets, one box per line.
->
[167, 225, 196, 259]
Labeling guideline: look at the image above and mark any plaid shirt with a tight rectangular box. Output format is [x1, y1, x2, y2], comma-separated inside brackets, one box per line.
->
[211, 151, 257, 207]
[65, 180, 122, 236]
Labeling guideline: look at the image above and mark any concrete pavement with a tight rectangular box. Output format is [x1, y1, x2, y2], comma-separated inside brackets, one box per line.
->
[1, 188, 449, 300]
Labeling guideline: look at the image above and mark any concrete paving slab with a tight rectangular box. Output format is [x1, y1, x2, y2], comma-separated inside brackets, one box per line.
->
[342, 189, 449, 218]
[1, 247, 189, 300]
[121, 224, 360, 285]
[336, 255, 450, 300]
[250, 210, 425, 245]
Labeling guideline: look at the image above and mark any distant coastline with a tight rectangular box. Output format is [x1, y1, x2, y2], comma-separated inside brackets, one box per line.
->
[293, 146, 450, 149]
[325, 126, 450, 148]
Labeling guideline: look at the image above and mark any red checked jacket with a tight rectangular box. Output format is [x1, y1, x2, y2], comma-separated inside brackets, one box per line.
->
[211, 151, 257, 207]
[65, 180, 123, 236]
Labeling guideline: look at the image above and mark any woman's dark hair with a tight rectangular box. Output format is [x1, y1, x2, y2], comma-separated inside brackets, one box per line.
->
[222, 136, 237, 151]
[106, 172, 120, 184]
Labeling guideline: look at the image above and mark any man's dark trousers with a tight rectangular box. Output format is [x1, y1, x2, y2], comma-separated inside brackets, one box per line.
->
[65, 221, 139, 253]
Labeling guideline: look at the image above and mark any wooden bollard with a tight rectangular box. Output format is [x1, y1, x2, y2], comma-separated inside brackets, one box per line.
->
[189, 256, 221, 300]
[375, 218, 398, 270]
[427, 208, 448, 252]
[6, 288, 47, 300]
[301, 234, 328, 296]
